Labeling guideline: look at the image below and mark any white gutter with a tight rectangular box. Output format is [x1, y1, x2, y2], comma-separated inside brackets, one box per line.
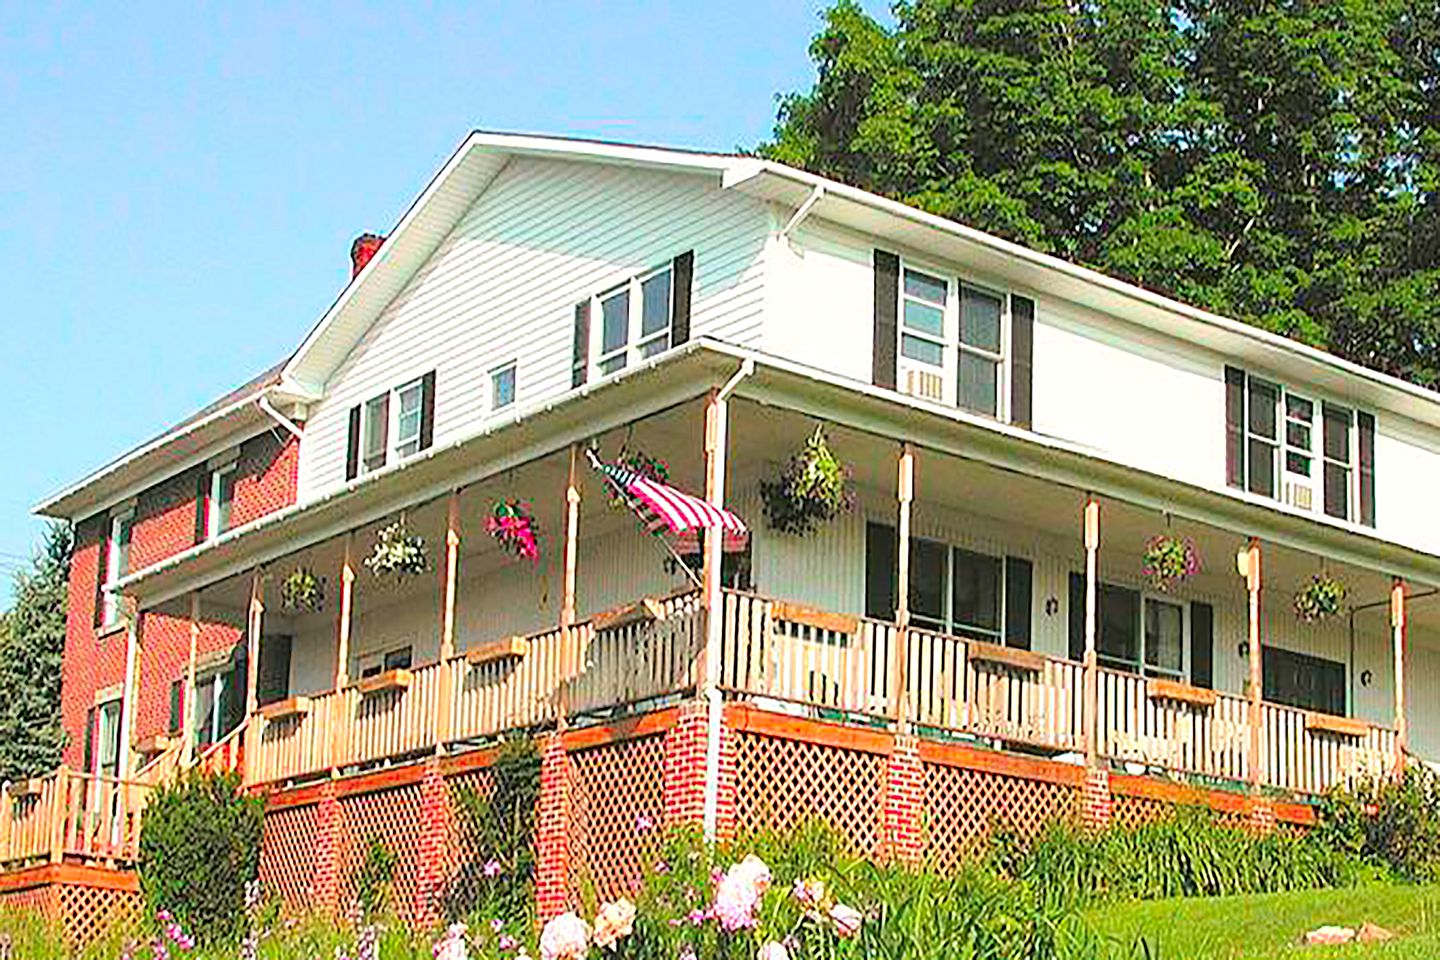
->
[257, 394, 305, 440]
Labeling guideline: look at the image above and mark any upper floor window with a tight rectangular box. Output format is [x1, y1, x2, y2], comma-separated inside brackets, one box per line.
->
[206, 459, 237, 540]
[101, 508, 133, 628]
[1225, 366, 1375, 526]
[491, 361, 517, 410]
[883, 254, 1031, 423]
[596, 265, 674, 377]
[346, 371, 436, 481]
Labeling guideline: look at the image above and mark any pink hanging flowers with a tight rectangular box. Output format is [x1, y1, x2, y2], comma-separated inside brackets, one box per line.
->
[488, 499, 540, 563]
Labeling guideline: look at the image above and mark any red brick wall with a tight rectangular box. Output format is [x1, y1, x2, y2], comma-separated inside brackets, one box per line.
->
[60, 516, 126, 771]
[129, 466, 206, 571]
[230, 431, 300, 529]
[132, 612, 243, 745]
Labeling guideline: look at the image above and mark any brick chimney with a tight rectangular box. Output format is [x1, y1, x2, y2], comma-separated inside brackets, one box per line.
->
[350, 233, 385, 278]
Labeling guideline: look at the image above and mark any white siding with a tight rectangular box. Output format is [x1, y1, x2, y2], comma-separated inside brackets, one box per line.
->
[298, 157, 771, 498]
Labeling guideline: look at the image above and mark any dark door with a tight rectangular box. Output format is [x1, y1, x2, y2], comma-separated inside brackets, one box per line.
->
[1263, 646, 1346, 715]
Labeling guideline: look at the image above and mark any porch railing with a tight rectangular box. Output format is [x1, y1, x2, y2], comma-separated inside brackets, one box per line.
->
[0, 767, 151, 870]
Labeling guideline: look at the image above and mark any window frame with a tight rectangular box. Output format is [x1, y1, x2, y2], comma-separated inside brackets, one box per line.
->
[206, 461, 238, 541]
[95, 698, 122, 777]
[1090, 580, 1189, 680]
[956, 280, 1010, 419]
[102, 508, 135, 629]
[902, 535, 1014, 645]
[1237, 371, 1362, 523]
[356, 644, 414, 680]
[591, 263, 675, 379]
[390, 377, 426, 462]
[490, 360, 518, 411]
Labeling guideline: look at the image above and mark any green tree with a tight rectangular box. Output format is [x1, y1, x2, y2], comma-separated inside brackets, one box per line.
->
[764, 0, 1440, 387]
[0, 521, 72, 781]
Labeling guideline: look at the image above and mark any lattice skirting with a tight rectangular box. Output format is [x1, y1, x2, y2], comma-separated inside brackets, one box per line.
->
[0, 866, 142, 946]
[923, 761, 1076, 871]
[734, 730, 886, 855]
[442, 766, 498, 914]
[568, 734, 665, 909]
[260, 801, 321, 913]
[339, 783, 424, 924]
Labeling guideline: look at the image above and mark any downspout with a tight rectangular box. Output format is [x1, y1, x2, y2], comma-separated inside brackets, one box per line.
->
[703, 358, 755, 841]
[258, 394, 305, 439]
[779, 185, 824, 242]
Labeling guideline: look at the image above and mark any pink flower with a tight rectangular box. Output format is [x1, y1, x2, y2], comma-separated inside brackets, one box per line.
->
[491, 919, 505, 933]
[484, 859, 504, 878]
[756, 943, 791, 960]
[539, 912, 590, 960]
[498, 936, 519, 952]
[792, 878, 829, 914]
[653, 860, 670, 875]
[433, 923, 468, 960]
[592, 899, 636, 951]
[828, 903, 863, 939]
[712, 855, 771, 932]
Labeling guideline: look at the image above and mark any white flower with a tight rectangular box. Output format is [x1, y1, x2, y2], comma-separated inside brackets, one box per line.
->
[756, 943, 791, 960]
[540, 912, 591, 960]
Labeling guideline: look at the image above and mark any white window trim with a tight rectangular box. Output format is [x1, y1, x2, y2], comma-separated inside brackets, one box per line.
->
[1241, 372, 1362, 522]
[490, 360, 518, 411]
[391, 377, 425, 462]
[894, 258, 1012, 420]
[102, 507, 135, 629]
[206, 461, 238, 541]
[95, 697, 123, 776]
[590, 263, 675, 379]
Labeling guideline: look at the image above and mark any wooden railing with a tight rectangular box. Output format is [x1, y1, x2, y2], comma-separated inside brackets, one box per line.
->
[195, 721, 247, 777]
[1, 768, 151, 870]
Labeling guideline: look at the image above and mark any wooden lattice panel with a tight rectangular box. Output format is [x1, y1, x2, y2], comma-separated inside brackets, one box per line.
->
[442, 767, 498, 910]
[0, 881, 56, 921]
[734, 732, 884, 855]
[259, 802, 320, 912]
[56, 882, 142, 945]
[568, 735, 665, 909]
[1110, 792, 1172, 831]
[923, 762, 1075, 870]
[339, 783, 423, 923]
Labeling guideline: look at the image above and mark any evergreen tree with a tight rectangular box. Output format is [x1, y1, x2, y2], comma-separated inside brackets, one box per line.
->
[0, 522, 72, 781]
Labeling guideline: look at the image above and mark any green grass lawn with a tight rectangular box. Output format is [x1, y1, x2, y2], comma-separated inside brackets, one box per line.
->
[1089, 884, 1440, 959]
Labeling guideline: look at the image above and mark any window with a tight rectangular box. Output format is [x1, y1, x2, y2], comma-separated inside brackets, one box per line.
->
[901, 269, 947, 369]
[865, 523, 1030, 646]
[361, 394, 389, 473]
[959, 284, 1005, 417]
[206, 462, 237, 540]
[393, 378, 425, 460]
[102, 509, 134, 628]
[1323, 403, 1352, 520]
[892, 262, 1010, 417]
[491, 362, 517, 410]
[1144, 597, 1185, 677]
[1246, 377, 1280, 498]
[193, 657, 246, 748]
[1263, 646, 1346, 715]
[359, 377, 428, 475]
[1085, 581, 1186, 680]
[593, 265, 674, 377]
[357, 645, 413, 679]
[95, 699, 122, 777]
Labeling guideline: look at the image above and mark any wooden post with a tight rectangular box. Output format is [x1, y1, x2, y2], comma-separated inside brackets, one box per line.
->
[0, 781, 11, 864]
[183, 593, 201, 767]
[242, 572, 263, 786]
[117, 602, 140, 779]
[1238, 539, 1263, 789]
[1392, 578, 1407, 773]
[332, 534, 356, 773]
[1083, 497, 1100, 766]
[894, 445, 915, 731]
[435, 491, 462, 750]
[49, 765, 69, 865]
[700, 392, 732, 842]
[559, 446, 581, 729]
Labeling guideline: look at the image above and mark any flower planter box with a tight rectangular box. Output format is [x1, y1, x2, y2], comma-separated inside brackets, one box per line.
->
[465, 636, 530, 667]
[967, 641, 1046, 674]
[1147, 678, 1217, 708]
[592, 597, 668, 632]
[259, 696, 313, 721]
[770, 601, 858, 637]
[133, 733, 177, 756]
[356, 668, 413, 696]
[7, 778, 44, 799]
[1305, 711, 1369, 738]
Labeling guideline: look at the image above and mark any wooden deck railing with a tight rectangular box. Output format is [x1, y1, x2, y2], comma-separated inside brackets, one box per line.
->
[0, 768, 151, 870]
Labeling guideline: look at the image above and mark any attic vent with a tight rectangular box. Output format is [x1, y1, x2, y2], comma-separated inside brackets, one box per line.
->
[350, 233, 386, 277]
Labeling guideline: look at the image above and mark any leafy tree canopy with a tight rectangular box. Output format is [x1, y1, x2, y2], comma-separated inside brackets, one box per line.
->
[763, 0, 1440, 387]
[0, 521, 72, 781]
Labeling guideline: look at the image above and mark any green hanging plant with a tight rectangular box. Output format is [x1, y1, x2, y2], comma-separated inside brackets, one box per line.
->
[1141, 535, 1200, 592]
[760, 426, 853, 536]
[364, 519, 428, 580]
[280, 566, 326, 613]
[1294, 574, 1346, 623]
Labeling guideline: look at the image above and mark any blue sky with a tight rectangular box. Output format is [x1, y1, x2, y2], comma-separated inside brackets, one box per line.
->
[0, 2, 888, 602]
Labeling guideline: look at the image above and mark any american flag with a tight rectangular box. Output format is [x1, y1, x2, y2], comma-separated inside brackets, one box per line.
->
[593, 458, 749, 554]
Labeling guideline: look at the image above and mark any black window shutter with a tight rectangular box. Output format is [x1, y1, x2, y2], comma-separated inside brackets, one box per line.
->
[1010, 295, 1035, 429]
[1068, 572, 1085, 662]
[257, 635, 293, 707]
[83, 706, 96, 772]
[1004, 556, 1033, 649]
[419, 370, 437, 451]
[1224, 366, 1246, 488]
[1190, 601, 1214, 689]
[572, 300, 592, 388]
[671, 250, 694, 346]
[1358, 411, 1376, 527]
[872, 250, 899, 389]
[345, 405, 362, 481]
[92, 514, 110, 629]
[1323, 403, 1351, 519]
[864, 522, 898, 621]
[168, 679, 184, 735]
[193, 471, 210, 546]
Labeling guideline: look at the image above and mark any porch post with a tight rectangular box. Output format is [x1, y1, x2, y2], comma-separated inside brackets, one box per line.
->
[331, 534, 355, 772]
[1392, 578, 1408, 773]
[559, 445, 581, 728]
[183, 593, 200, 767]
[1082, 496, 1100, 766]
[241, 571, 263, 786]
[894, 444, 915, 731]
[701, 391, 731, 842]
[117, 600, 140, 779]
[434, 490, 462, 751]
[1239, 539, 1263, 789]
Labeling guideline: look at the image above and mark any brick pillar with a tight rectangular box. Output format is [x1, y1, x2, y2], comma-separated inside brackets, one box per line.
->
[534, 735, 573, 921]
[413, 758, 451, 927]
[1247, 797, 1276, 835]
[1080, 768, 1112, 831]
[663, 701, 737, 840]
[311, 782, 344, 915]
[882, 734, 924, 862]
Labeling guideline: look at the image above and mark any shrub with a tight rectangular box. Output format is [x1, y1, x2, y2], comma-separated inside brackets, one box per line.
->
[137, 770, 264, 944]
[1316, 765, 1440, 881]
[445, 734, 541, 923]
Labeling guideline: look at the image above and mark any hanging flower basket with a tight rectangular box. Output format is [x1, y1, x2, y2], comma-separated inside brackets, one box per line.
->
[760, 427, 853, 536]
[487, 499, 540, 563]
[1141, 535, 1200, 591]
[280, 566, 327, 613]
[1294, 574, 1346, 623]
[365, 520, 428, 580]
[608, 449, 670, 509]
